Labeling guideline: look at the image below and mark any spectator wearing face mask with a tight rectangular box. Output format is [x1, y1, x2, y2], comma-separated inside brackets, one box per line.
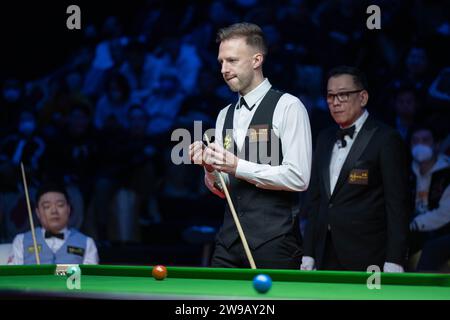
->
[409, 125, 450, 271]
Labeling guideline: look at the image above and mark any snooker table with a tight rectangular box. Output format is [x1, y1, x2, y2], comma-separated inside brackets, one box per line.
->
[0, 264, 449, 300]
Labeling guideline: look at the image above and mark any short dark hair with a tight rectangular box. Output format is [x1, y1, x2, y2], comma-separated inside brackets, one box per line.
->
[216, 22, 267, 55]
[410, 123, 439, 142]
[35, 182, 70, 205]
[327, 66, 368, 90]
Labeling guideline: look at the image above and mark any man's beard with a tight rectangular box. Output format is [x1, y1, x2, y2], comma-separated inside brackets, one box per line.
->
[225, 77, 244, 93]
[227, 83, 239, 92]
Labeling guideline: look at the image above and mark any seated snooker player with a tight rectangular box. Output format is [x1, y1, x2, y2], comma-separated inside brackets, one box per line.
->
[7, 183, 99, 265]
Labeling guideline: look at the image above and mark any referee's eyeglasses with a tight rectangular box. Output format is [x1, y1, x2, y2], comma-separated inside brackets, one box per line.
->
[327, 89, 364, 103]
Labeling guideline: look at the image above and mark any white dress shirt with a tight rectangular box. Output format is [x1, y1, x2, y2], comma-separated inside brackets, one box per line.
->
[329, 110, 369, 194]
[205, 78, 312, 192]
[8, 228, 99, 265]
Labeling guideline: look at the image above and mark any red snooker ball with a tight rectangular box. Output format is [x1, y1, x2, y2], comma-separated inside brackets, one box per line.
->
[152, 265, 167, 280]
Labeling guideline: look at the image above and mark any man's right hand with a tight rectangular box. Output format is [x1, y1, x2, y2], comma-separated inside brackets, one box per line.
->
[189, 141, 214, 172]
[300, 256, 316, 271]
[190, 141, 227, 198]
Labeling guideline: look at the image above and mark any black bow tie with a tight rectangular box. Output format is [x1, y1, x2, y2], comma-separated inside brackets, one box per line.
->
[336, 125, 356, 148]
[45, 231, 64, 240]
[236, 97, 254, 111]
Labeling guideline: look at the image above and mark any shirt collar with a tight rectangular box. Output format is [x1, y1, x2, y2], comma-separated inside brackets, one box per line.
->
[42, 227, 69, 238]
[236, 78, 271, 110]
[341, 109, 369, 136]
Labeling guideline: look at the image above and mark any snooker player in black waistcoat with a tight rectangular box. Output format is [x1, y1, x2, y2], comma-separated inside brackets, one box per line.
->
[189, 23, 312, 269]
[301, 66, 411, 272]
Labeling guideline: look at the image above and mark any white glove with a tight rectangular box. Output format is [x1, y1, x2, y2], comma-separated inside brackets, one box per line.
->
[300, 256, 316, 271]
[383, 262, 404, 273]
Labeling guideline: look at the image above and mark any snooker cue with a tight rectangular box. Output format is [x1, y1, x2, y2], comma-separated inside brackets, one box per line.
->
[20, 162, 40, 264]
[203, 134, 256, 269]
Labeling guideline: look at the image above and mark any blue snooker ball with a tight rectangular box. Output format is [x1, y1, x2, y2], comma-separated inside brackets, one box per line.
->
[253, 274, 272, 293]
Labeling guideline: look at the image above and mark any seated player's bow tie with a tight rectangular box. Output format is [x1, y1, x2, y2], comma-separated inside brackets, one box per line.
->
[336, 125, 356, 148]
[237, 97, 254, 111]
[45, 231, 64, 240]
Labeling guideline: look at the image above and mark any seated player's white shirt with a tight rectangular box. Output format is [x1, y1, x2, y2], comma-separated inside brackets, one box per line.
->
[7, 227, 99, 265]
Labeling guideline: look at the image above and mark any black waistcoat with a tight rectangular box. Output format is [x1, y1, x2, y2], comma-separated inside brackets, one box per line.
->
[217, 89, 296, 249]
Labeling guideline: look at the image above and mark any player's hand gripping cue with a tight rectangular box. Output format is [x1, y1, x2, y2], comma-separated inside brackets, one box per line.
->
[203, 134, 256, 269]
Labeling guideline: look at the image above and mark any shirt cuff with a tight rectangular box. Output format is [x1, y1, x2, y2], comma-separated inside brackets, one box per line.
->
[235, 159, 255, 181]
[413, 212, 445, 232]
[383, 262, 404, 273]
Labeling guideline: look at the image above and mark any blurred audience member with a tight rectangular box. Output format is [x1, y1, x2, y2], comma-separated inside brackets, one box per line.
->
[42, 104, 97, 230]
[143, 37, 201, 94]
[0, 79, 25, 136]
[391, 86, 421, 141]
[143, 70, 186, 137]
[0, 111, 45, 241]
[94, 72, 132, 130]
[0, 110, 45, 189]
[409, 126, 450, 271]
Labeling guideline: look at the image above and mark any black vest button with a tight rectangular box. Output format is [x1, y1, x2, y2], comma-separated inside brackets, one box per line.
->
[328, 203, 333, 208]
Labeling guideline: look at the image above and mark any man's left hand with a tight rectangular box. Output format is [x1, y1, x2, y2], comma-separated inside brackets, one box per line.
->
[383, 262, 404, 273]
[204, 143, 239, 175]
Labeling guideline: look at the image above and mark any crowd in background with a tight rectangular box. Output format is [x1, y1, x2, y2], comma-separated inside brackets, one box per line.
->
[0, 0, 449, 269]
